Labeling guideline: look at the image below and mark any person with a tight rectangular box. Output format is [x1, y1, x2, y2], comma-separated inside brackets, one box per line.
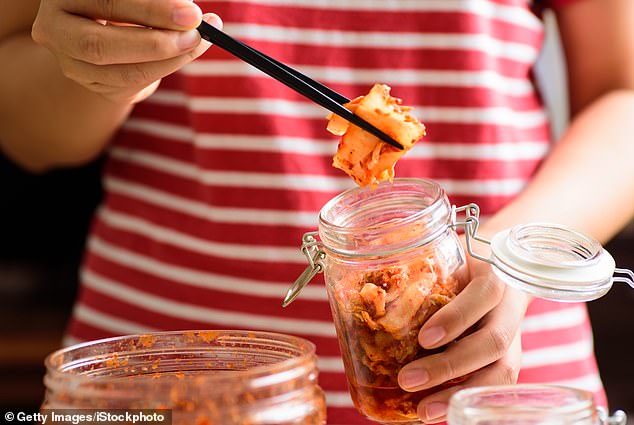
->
[1, 0, 633, 423]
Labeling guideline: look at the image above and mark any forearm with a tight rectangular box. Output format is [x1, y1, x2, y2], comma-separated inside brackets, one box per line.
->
[0, 33, 132, 172]
[481, 89, 634, 244]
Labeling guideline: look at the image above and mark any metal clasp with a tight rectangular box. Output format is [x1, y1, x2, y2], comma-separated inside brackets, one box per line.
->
[450, 203, 494, 265]
[597, 407, 627, 425]
[282, 232, 326, 307]
[451, 205, 634, 289]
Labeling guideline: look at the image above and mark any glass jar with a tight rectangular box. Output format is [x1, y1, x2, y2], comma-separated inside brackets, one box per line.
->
[43, 330, 326, 425]
[447, 384, 627, 425]
[284, 177, 634, 424]
[288, 179, 470, 423]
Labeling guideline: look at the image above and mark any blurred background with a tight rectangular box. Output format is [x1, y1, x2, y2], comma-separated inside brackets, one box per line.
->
[1, 11, 632, 424]
[0, 154, 102, 411]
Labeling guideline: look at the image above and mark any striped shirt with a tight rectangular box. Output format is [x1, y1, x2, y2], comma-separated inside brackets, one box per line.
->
[65, 0, 607, 423]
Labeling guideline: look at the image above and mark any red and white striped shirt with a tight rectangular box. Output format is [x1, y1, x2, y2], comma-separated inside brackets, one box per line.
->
[65, 0, 607, 423]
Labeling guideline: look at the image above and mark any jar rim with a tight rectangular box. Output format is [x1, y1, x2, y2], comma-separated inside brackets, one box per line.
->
[45, 330, 317, 391]
[448, 384, 596, 424]
[319, 178, 444, 233]
[318, 178, 450, 257]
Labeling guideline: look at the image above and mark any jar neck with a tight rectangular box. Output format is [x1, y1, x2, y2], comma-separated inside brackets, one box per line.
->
[318, 178, 452, 257]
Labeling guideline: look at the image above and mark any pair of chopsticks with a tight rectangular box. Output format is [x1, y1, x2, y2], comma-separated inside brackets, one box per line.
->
[196, 21, 404, 150]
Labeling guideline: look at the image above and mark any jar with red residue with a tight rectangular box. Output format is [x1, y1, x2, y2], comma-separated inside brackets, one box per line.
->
[43, 330, 326, 425]
[286, 178, 470, 424]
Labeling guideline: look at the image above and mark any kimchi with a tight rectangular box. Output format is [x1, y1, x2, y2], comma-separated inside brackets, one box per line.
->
[327, 83, 426, 187]
[330, 250, 463, 421]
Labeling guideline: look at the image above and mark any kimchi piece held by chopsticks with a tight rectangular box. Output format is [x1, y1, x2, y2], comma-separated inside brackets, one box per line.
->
[327, 84, 426, 187]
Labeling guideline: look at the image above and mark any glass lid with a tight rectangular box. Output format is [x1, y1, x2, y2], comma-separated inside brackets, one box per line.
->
[489, 223, 616, 302]
[453, 204, 634, 303]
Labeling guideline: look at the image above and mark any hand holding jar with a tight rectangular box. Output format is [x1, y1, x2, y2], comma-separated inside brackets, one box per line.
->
[397, 244, 529, 423]
[287, 177, 634, 425]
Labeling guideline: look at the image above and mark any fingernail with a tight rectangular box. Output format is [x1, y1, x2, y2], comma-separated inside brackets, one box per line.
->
[399, 368, 429, 390]
[177, 30, 200, 49]
[419, 326, 445, 347]
[421, 402, 447, 421]
[172, 4, 201, 27]
[202, 13, 223, 29]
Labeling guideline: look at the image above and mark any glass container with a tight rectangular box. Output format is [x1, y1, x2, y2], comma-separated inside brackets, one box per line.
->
[284, 177, 634, 424]
[447, 384, 627, 425]
[289, 179, 470, 423]
[43, 330, 326, 425]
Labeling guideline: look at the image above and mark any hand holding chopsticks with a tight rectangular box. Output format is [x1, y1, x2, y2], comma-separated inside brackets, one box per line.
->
[196, 21, 404, 150]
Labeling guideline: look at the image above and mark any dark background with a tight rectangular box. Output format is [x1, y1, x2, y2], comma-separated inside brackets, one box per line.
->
[0, 154, 633, 420]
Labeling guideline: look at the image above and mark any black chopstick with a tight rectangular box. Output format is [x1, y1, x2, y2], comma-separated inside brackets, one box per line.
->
[241, 42, 350, 105]
[202, 25, 348, 105]
[196, 21, 404, 150]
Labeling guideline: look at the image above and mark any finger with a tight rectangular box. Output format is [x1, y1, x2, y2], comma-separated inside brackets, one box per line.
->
[399, 287, 527, 392]
[98, 79, 162, 104]
[417, 269, 505, 349]
[59, 0, 203, 31]
[51, 14, 205, 65]
[414, 334, 522, 424]
[58, 36, 211, 92]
